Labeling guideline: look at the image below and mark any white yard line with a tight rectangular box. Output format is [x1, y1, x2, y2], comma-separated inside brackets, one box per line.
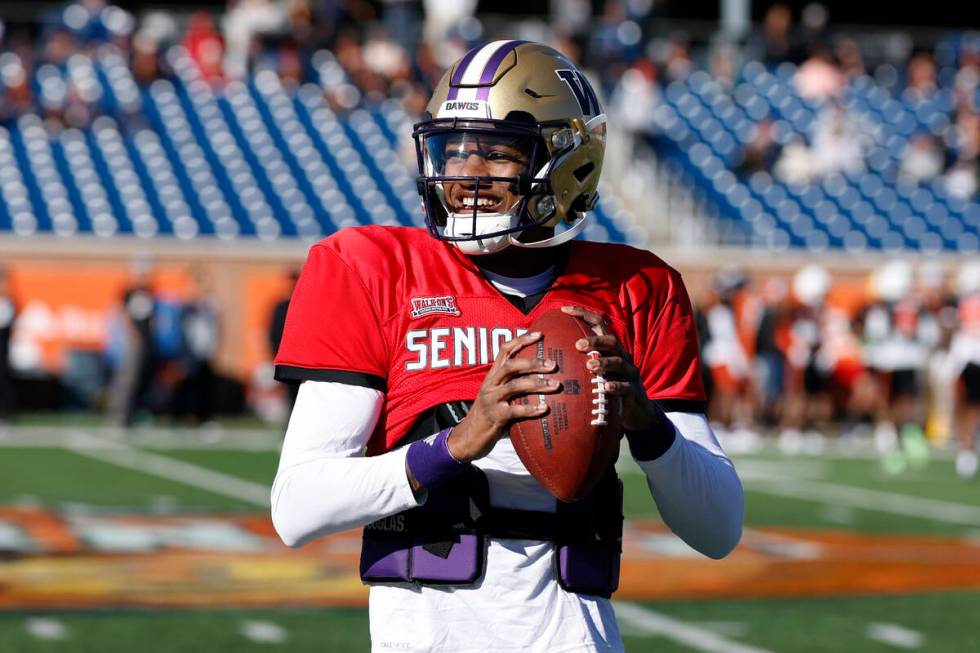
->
[747, 478, 980, 527]
[621, 447, 980, 527]
[240, 620, 289, 644]
[614, 602, 775, 653]
[24, 618, 68, 640]
[65, 431, 270, 508]
[0, 426, 282, 451]
[866, 623, 924, 649]
[8, 426, 980, 527]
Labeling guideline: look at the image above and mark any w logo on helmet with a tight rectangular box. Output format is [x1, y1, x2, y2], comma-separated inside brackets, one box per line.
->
[555, 69, 601, 116]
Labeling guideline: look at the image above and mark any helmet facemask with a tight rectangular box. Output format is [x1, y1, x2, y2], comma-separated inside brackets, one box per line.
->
[414, 118, 557, 255]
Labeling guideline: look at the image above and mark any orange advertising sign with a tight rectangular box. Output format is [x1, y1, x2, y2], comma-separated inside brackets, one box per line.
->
[4, 261, 296, 380]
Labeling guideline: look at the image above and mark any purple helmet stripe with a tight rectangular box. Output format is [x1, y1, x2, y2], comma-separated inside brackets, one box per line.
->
[447, 46, 482, 100]
[475, 40, 526, 101]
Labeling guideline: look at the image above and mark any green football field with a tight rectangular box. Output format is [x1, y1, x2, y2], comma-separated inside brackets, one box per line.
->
[1, 419, 979, 652]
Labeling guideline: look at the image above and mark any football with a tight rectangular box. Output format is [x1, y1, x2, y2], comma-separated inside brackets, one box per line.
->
[509, 309, 624, 502]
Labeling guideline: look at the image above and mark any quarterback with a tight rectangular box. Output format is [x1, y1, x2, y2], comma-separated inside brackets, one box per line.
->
[272, 41, 743, 652]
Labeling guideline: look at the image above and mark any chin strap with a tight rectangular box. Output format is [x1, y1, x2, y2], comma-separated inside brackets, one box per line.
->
[507, 212, 587, 249]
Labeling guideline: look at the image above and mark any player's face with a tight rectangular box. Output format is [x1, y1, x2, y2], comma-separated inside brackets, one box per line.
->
[439, 133, 531, 215]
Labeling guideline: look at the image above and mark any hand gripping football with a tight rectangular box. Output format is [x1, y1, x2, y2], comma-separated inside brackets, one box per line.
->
[509, 309, 624, 501]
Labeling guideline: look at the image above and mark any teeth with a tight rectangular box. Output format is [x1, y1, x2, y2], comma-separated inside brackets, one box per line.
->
[461, 197, 496, 208]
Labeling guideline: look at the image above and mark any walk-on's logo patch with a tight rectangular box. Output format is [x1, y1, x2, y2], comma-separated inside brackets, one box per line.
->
[410, 295, 461, 319]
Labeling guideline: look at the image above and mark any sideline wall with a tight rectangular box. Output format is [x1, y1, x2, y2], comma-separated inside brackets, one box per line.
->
[1, 236, 967, 381]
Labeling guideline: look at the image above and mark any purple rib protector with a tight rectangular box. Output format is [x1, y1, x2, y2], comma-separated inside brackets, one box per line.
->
[558, 541, 619, 595]
[411, 534, 481, 583]
[360, 536, 411, 582]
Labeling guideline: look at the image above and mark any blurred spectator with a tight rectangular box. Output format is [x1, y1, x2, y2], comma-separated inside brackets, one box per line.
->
[171, 269, 221, 425]
[797, 3, 830, 56]
[222, 0, 287, 80]
[779, 265, 833, 448]
[42, 27, 76, 67]
[609, 58, 660, 175]
[949, 262, 980, 477]
[945, 158, 979, 199]
[809, 101, 867, 177]
[382, 0, 424, 55]
[949, 109, 979, 163]
[864, 260, 931, 471]
[701, 268, 755, 437]
[131, 32, 161, 87]
[107, 261, 158, 428]
[794, 43, 843, 102]
[422, 0, 476, 53]
[899, 132, 945, 184]
[710, 41, 739, 92]
[363, 27, 411, 88]
[774, 135, 815, 184]
[745, 3, 796, 67]
[0, 266, 15, 423]
[754, 277, 790, 427]
[905, 51, 938, 99]
[663, 32, 694, 82]
[737, 117, 781, 176]
[945, 109, 979, 197]
[0, 55, 33, 124]
[184, 11, 224, 83]
[835, 37, 865, 81]
[953, 41, 979, 110]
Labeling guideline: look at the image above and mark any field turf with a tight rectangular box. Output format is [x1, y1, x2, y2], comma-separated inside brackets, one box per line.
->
[1, 421, 978, 652]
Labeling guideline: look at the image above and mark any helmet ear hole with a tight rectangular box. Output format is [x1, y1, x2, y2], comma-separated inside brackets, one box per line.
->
[570, 194, 594, 212]
[573, 162, 595, 183]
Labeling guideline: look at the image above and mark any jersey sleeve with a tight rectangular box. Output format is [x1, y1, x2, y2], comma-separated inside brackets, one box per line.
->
[274, 243, 388, 391]
[631, 267, 706, 411]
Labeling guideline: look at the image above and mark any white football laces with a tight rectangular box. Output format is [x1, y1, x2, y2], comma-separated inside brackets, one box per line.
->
[588, 350, 608, 426]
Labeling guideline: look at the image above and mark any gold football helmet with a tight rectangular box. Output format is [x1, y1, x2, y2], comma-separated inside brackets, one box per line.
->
[414, 41, 606, 255]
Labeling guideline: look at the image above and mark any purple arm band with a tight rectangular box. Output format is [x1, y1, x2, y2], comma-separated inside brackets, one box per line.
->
[406, 428, 469, 491]
[624, 408, 676, 462]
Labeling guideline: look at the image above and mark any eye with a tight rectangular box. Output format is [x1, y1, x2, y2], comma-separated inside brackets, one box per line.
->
[445, 149, 469, 161]
[486, 151, 526, 165]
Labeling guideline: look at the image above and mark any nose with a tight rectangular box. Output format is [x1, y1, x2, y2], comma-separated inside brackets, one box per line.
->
[458, 152, 489, 177]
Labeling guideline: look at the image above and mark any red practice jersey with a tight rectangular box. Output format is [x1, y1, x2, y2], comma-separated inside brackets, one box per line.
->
[275, 226, 705, 454]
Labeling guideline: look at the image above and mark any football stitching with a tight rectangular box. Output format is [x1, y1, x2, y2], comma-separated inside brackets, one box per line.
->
[587, 350, 608, 426]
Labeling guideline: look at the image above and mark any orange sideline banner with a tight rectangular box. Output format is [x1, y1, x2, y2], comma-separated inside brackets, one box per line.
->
[3, 261, 296, 380]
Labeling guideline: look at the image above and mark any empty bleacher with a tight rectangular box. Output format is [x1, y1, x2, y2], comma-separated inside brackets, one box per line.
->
[0, 46, 634, 246]
[649, 61, 979, 252]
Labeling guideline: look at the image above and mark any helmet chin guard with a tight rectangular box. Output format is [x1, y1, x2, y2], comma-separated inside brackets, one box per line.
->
[444, 209, 518, 255]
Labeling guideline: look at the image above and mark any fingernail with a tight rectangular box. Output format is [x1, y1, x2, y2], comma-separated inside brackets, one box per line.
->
[530, 331, 542, 338]
[576, 339, 588, 349]
[587, 359, 599, 370]
[543, 359, 556, 369]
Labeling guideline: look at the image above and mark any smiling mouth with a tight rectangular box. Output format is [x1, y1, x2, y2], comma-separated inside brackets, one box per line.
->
[452, 192, 506, 214]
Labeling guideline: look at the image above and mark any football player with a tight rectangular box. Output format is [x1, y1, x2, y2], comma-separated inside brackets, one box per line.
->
[271, 41, 743, 652]
[948, 262, 980, 478]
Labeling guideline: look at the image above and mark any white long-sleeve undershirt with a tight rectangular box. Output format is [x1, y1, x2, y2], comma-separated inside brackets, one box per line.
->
[271, 381, 743, 558]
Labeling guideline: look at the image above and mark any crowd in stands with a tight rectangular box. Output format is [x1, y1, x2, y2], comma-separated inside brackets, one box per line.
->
[693, 259, 980, 477]
[724, 5, 979, 199]
[2, 2, 975, 180]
